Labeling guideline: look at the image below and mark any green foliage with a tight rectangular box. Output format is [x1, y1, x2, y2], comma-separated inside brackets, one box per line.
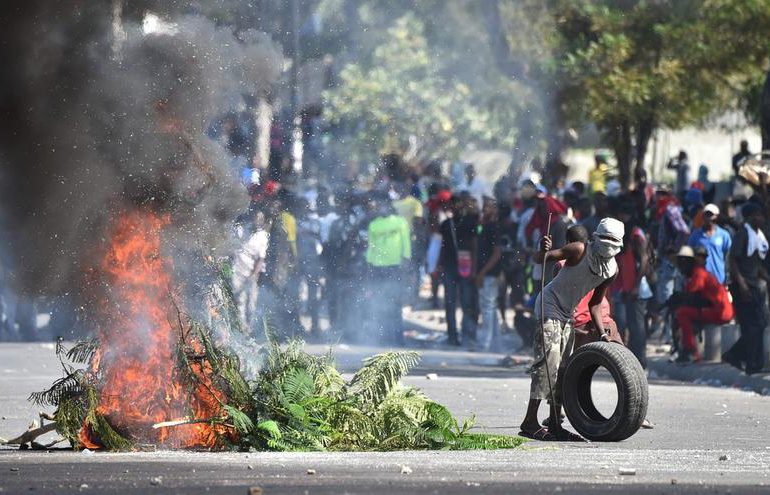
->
[33, 308, 524, 452]
[348, 351, 420, 406]
[550, 0, 770, 184]
[54, 396, 87, 447]
[82, 386, 133, 451]
[323, 12, 520, 162]
[244, 333, 522, 452]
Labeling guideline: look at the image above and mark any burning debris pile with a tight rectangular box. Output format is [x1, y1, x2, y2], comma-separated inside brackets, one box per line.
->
[30, 280, 522, 452]
[23, 208, 522, 451]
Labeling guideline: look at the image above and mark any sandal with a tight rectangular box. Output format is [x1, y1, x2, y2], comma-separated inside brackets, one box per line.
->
[541, 415, 565, 428]
[550, 427, 587, 442]
[518, 427, 557, 441]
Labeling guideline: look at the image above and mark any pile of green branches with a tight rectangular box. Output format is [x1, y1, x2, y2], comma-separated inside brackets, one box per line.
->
[31, 269, 523, 451]
[32, 329, 524, 451]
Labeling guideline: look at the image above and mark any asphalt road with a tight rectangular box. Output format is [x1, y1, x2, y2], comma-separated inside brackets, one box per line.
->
[1, 342, 769, 494]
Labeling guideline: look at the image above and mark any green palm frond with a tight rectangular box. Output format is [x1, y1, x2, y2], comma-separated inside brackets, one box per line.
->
[348, 351, 420, 406]
[66, 339, 100, 365]
[34, 278, 524, 452]
[29, 370, 87, 407]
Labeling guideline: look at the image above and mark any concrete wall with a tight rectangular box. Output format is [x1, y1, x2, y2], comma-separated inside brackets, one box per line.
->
[564, 125, 762, 187]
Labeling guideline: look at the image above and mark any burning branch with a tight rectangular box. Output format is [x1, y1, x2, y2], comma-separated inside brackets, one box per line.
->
[152, 417, 217, 429]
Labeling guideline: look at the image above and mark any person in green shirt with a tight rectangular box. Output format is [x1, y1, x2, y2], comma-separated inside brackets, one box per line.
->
[366, 213, 411, 267]
[366, 193, 411, 345]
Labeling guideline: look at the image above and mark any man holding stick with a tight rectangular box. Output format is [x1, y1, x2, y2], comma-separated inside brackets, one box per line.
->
[519, 218, 625, 441]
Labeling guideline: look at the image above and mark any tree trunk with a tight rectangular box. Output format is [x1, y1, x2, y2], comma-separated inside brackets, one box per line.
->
[761, 67, 770, 151]
[611, 121, 633, 191]
[543, 88, 567, 189]
[634, 115, 655, 184]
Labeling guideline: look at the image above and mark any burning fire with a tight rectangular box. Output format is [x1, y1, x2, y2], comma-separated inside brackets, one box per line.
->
[79, 210, 228, 449]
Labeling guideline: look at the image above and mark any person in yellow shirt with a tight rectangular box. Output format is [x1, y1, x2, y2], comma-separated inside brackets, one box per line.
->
[589, 153, 609, 194]
[393, 185, 426, 303]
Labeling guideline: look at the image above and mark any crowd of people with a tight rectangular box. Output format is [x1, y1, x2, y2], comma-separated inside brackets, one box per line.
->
[227, 141, 768, 377]
[1, 123, 768, 377]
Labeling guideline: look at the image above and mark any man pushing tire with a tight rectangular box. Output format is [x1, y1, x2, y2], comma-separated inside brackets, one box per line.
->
[519, 219, 625, 442]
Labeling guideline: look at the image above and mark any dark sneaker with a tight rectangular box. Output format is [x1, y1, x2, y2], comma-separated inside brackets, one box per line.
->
[721, 352, 744, 371]
[675, 352, 700, 364]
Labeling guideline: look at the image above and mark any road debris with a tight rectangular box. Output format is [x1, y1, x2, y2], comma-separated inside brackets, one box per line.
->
[400, 465, 413, 475]
[306, 469, 316, 475]
[618, 468, 636, 475]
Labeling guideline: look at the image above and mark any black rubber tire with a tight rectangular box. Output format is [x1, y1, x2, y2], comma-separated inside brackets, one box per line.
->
[562, 342, 648, 442]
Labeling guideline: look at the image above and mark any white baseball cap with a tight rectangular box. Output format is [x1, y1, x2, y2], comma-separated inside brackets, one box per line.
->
[677, 246, 695, 258]
[703, 203, 720, 216]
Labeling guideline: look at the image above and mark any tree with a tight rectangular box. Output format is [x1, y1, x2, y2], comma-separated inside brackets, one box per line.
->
[557, 0, 770, 188]
[323, 12, 520, 163]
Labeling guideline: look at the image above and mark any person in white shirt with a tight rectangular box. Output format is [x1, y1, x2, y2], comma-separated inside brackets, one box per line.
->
[458, 164, 491, 210]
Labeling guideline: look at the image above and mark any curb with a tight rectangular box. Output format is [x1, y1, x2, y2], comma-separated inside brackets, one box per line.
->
[647, 357, 770, 396]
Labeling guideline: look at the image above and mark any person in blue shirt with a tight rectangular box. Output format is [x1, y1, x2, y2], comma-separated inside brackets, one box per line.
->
[687, 203, 731, 284]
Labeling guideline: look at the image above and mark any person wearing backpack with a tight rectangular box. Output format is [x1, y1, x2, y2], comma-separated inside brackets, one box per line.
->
[436, 195, 479, 346]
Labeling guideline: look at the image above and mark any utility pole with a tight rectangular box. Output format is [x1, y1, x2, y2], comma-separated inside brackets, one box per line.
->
[289, 0, 303, 174]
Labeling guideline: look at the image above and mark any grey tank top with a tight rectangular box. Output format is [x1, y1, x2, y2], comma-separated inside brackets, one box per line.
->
[534, 252, 616, 322]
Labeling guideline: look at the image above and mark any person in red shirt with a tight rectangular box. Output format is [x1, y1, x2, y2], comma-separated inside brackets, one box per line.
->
[550, 226, 654, 430]
[673, 245, 734, 362]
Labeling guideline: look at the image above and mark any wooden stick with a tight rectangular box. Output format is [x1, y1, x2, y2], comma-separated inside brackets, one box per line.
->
[152, 416, 222, 429]
[1, 422, 57, 445]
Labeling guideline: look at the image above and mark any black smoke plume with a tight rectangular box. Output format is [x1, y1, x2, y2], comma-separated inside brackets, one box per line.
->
[0, 2, 280, 299]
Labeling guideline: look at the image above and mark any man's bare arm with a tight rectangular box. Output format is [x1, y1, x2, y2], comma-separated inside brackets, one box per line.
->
[632, 234, 649, 293]
[588, 275, 616, 335]
[533, 237, 584, 264]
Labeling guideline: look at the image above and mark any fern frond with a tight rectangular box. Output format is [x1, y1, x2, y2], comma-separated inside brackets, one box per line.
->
[281, 368, 315, 405]
[348, 351, 420, 406]
[453, 433, 526, 450]
[223, 405, 254, 435]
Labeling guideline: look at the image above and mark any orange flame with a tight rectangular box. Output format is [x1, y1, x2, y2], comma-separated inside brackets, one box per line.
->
[79, 210, 228, 449]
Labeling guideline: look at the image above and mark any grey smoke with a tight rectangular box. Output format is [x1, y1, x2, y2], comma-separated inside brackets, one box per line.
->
[0, 3, 281, 300]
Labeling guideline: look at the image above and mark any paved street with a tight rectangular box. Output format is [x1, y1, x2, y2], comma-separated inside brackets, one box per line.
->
[1, 342, 769, 494]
